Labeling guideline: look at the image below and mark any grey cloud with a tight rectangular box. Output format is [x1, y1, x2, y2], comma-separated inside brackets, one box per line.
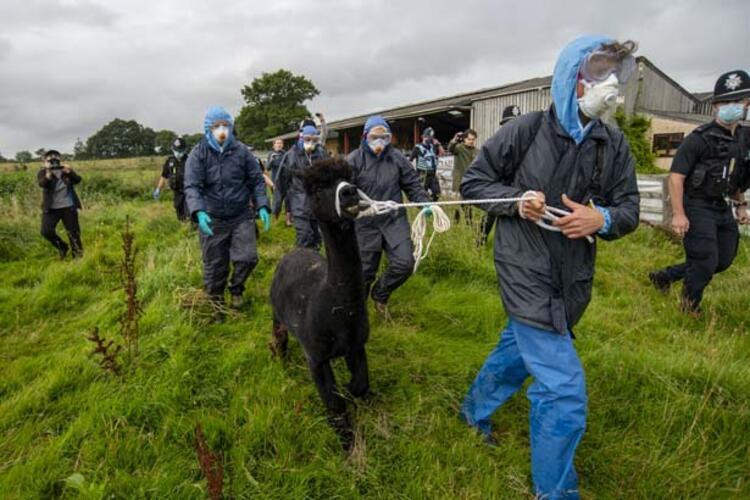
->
[0, 0, 748, 155]
[0, 0, 119, 27]
[0, 38, 11, 61]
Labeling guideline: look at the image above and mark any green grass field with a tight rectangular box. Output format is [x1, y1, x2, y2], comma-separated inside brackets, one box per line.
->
[1, 158, 749, 499]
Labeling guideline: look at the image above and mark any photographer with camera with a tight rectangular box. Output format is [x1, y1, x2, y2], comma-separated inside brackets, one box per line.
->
[448, 129, 478, 194]
[448, 129, 478, 223]
[37, 149, 83, 259]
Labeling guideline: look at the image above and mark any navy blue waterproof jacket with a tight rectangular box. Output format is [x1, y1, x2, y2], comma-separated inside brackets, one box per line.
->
[346, 145, 431, 252]
[184, 138, 269, 221]
[274, 144, 329, 218]
[461, 107, 639, 334]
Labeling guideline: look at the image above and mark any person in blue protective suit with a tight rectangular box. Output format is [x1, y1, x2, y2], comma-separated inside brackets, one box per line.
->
[459, 36, 641, 499]
[274, 124, 330, 250]
[346, 116, 433, 317]
[184, 106, 271, 317]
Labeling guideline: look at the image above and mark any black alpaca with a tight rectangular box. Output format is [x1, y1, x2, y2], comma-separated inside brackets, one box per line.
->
[270, 158, 369, 450]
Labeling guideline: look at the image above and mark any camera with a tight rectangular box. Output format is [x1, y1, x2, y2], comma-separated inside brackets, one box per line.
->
[456, 132, 465, 142]
[48, 158, 62, 169]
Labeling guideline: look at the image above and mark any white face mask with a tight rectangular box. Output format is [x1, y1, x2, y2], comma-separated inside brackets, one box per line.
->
[212, 125, 229, 144]
[303, 142, 316, 152]
[577, 74, 620, 119]
[173, 150, 185, 159]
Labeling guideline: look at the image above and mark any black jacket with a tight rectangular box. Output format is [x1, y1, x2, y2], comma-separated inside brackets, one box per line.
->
[670, 122, 750, 202]
[347, 145, 431, 251]
[461, 107, 640, 334]
[184, 138, 269, 221]
[267, 150, 285, 181]
[274, 144, 329, 218]
[37, 168, 82, 212]
[162, 155, 187, 192]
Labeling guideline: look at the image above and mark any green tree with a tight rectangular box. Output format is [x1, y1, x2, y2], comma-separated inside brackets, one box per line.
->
[15, 151, 33, 165]
[73, 138, 89, 160]
[85, 119, 157, 158]
[235, 69, 319, 147]
[614, 107, 659, 174]
[184, 133, 204, 149]
[154, 129, 178, 155]
[34, 148, 46, 159]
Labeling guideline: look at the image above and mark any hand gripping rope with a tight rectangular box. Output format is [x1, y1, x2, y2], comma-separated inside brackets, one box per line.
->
[335, 182, 594, 272]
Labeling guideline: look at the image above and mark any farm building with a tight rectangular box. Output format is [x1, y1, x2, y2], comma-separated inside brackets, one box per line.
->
[269, 56, 717, 174]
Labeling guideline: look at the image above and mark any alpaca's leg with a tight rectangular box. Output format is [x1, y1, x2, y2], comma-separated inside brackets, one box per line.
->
[269, 316, 288, 357]
[345, 346, 370, 398]
[309, 359, 353, 451]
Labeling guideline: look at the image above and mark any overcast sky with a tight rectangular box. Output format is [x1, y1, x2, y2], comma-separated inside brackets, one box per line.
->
[1, 0, 748, 156]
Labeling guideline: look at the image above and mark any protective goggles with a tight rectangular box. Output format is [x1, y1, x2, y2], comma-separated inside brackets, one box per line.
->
[580, 46, 637, 83]
[366, 132, 392, 143]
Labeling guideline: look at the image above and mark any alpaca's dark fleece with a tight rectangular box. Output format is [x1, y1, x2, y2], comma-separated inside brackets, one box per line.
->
[270, 158, 369, 451]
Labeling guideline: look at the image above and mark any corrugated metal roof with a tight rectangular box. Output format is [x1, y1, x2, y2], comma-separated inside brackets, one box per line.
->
[641, 109, 711, 124]
[268, 56, 700, 142]
[268, 75, 552, 141]
[692, 91, 713, 102]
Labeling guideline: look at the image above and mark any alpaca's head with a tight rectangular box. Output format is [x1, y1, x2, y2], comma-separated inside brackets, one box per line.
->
[302, 158, 361, 222]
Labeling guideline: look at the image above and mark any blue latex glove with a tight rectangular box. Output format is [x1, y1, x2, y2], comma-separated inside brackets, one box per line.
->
[196, 211, 214, 236]
[259, 207, 271, 232]
[152, 188, 160, 200]
[423, 206, 433, 217]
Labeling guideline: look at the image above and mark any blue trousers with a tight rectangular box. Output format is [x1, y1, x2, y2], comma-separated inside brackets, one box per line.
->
[460, 319, 587, 500]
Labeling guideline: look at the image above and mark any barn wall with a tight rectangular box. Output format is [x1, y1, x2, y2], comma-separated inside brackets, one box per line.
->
[472, 87, 552, 145]
[636, 63, 696, 114]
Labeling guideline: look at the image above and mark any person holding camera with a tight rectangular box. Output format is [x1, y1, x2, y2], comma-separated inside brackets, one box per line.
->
[37, 149, 83, 259]
[448, 129, 478, 194]
[448, 129, 478, 224]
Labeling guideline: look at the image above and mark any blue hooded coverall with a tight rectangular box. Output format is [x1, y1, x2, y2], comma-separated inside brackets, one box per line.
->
[184, 106, 269, 299]
[275, 125, 329, 250]
[346, 116, 432, 304]
[459, 35, 640, 500]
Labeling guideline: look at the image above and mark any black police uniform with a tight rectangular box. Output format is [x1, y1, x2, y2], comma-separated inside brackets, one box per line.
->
[161, 155, 189, 220]
[652, 121, 749, 310]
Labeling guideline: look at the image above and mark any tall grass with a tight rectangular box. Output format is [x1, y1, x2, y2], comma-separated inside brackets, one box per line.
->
[0, 159, 748, 498]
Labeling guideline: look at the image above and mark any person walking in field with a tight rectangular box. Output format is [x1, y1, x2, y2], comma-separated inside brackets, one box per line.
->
[459, 35, 641, 499]
[38, 149, 84, 259]
[648, 70, 750, 314]
[153, 137, 190, 221]
[410, 127, 444, 201]
[274, 123, 329, 250]
[184, 106, 271, 317]
[346, 115, 434, 318]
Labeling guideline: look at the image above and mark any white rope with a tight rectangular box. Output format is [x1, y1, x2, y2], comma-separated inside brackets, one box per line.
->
[334, 181, 594, 272]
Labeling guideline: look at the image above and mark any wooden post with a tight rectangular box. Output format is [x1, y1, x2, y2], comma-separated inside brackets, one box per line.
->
[413, 119, 420, 146]
[343, 131, 350, 155]
[661, 175, 672, 230]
